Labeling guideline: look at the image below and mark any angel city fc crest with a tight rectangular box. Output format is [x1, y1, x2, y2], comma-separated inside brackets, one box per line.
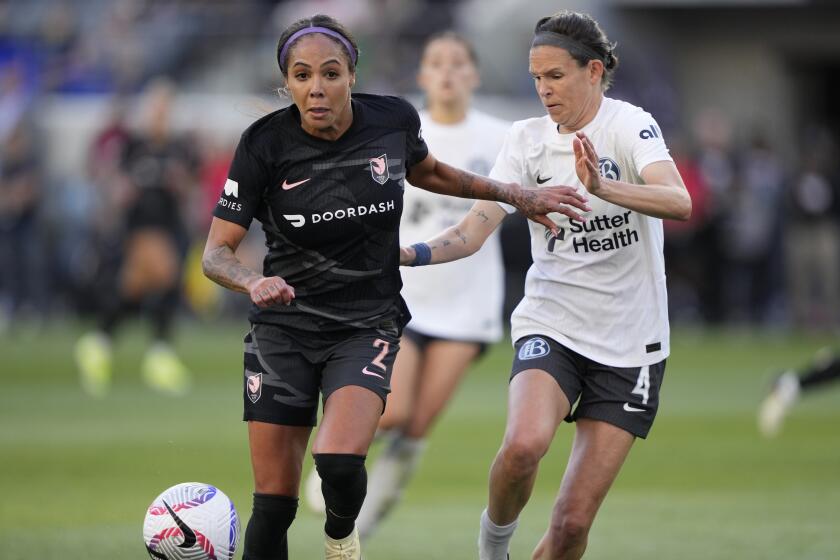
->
[369, 154, 390, 185]
[246, 371, 262, 403]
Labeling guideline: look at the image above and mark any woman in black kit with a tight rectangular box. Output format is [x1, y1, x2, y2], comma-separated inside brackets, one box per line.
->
[202, 14, 589, 560]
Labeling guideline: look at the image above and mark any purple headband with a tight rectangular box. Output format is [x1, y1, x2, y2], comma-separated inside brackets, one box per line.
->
[277, 26, 357, 72]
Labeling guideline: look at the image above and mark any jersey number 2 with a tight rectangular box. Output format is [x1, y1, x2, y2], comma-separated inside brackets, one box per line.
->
[369, 339, 390, 372]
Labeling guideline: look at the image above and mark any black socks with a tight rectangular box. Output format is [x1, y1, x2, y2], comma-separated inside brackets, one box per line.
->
[242, 493, 298, 560]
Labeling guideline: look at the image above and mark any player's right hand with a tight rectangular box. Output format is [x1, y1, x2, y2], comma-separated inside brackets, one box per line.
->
[511, 184, 590, 234]
[247, 276, 295, 308]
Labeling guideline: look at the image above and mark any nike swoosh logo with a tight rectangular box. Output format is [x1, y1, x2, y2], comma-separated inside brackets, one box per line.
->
[623, 403, 645, 412]
[164, 500, 197, 549]
[282, 178, 311, 190]
[362, 366, 385, 379]
[327, 508, 356, 519]
[536, 174, 552, 185]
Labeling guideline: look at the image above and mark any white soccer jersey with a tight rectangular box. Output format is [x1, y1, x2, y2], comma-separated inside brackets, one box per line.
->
[491, 97, 672, 367]
[401, 109, 509, 342]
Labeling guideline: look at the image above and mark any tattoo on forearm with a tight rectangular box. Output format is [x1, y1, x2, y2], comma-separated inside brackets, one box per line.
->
[446, 163, 509, 203]
[454, 228, 467, 244]
[473, 209, 490, 223]
[515, 189, 539, 216]
[203, 245, 261, 293]
[442, 239, 451, 247]
[458, 170, 475, 199]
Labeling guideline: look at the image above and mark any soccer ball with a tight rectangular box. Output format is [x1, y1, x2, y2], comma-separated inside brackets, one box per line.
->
[143, 482, 240, 560]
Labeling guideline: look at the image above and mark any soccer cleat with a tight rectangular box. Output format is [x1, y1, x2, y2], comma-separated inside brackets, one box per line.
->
[324, 526, 361, 560]
[758, 371, 800, 438]
[75, 332, 113, 397]
[356, 436, 425, 539]
[304, 468, 327, 514]
[142, 342, 191, 396]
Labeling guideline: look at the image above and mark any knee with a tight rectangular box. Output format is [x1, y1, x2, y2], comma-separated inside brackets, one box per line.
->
[313, 453, 367, 516]
[548, 510, 591, 553]
[498, 436, 549, 479]
[314, 453, 367, 493]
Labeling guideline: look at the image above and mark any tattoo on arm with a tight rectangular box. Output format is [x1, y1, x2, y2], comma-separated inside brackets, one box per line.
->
[473, 209, 490, 223]
[442, 239, 451, 247]
[514, 189, 538, 215]
[458, 170, 475, 199]
[202, 244, 261, 293]
[454, 228, 467, 244]
[434, 162, 513, 203]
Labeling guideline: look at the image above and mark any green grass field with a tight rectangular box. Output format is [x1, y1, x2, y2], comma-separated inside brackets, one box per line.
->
[1, 321, 839, 559]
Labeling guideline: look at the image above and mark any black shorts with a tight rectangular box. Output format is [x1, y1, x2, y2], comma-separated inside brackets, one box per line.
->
[402, 326, 488, 359]
[510, 335, 666, 438]
[242, 323, 400, 426]
[126, 190, 184, 233]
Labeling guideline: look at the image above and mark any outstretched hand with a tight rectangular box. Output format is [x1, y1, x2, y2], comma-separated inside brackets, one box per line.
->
[573, 131, 603, 196]
[512, 184, 590, 235]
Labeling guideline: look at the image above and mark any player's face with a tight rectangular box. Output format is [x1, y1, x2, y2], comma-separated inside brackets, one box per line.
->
[286, 34, 356, 138]
[529, 46, 603, 132]
[417, 38, 478, 107]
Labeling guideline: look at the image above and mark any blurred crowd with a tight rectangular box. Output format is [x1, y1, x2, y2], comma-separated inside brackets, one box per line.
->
[1, 0, 839, 333]
[664, 112, 840, 330]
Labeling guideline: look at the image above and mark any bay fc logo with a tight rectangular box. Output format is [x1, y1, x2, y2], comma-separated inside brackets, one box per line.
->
[369, 154, 389, 185]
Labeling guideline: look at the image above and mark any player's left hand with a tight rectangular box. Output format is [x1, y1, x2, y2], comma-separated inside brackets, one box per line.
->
[573, 131, 604, 196]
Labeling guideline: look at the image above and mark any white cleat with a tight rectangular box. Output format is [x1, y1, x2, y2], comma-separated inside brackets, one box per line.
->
[356, 439, 424, 539]
[758, 371, 800, 438]
[325, 526, 361, 560]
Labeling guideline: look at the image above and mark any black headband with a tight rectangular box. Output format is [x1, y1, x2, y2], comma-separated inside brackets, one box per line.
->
[531, 31, 606, 64]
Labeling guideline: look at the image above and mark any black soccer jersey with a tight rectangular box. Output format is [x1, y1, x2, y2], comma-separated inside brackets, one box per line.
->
[122, 134, 196, 232]
[214, 94, 429, 333]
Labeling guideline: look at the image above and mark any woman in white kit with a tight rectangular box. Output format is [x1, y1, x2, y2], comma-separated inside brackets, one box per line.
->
[305, 31, 510, 538]
[401, 11, 691, 560]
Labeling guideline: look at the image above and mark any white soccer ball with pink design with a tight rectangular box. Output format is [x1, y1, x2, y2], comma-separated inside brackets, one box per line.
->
[143, 482, 240, 560]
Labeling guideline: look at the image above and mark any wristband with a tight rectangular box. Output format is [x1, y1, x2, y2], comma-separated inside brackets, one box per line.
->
[409, 242, 432, 266]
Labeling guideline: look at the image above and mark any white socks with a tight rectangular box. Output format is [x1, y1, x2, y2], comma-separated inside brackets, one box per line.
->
[356, 434, 426, 537]
[478, 508, 518, 560]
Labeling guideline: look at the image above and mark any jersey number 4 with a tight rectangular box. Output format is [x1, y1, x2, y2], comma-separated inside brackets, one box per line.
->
[631, 365, 651, 405]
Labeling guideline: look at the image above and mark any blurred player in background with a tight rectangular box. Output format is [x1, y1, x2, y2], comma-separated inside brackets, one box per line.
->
[75, 79, 197, 397]
[202, 14, 587, 560]
[401, 10, 690, 559]
[0, 117, 43, 331]
[758, 347, 840, 437]
[303, 31, 509, 539]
